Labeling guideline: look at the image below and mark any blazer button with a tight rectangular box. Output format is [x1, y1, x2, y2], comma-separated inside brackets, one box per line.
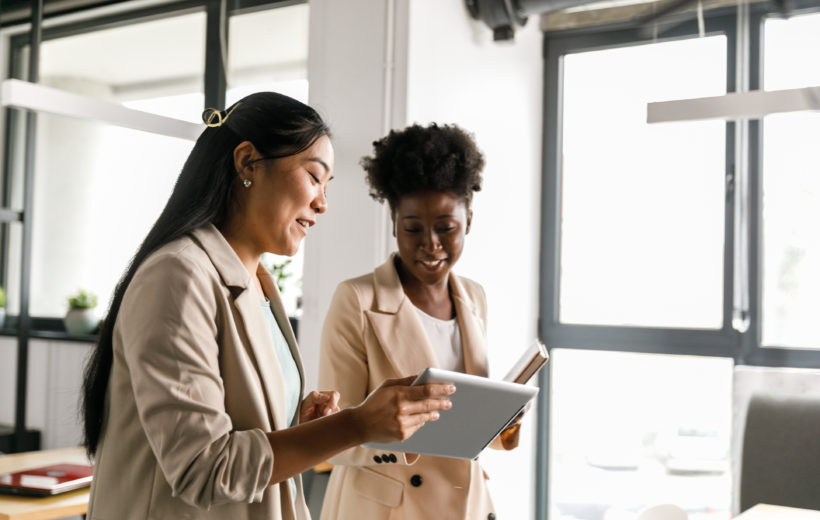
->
[410, 474, 423, 487]
[389, 454, 397, 463]
[488, 514, 496, 520]
[373, 455, 382, 464]
[381, 454, 391, 463]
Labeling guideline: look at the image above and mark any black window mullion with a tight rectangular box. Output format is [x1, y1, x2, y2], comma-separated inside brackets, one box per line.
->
[204, 0, 227, 111]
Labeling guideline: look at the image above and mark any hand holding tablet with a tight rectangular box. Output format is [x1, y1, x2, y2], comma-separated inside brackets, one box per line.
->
[362, 339, 549, 459]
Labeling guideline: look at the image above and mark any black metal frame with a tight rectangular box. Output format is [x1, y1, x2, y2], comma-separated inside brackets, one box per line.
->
[0, 0, 304, 453]
[738, 0, 820, 368]
[534, 7, 820, 517]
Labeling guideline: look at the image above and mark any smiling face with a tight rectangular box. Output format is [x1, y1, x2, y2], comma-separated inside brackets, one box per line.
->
[232, 135, 334, 257]
[393, 190, 471, 288]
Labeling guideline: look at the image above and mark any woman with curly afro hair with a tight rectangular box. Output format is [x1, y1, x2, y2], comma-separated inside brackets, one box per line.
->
[318, 123, 522, 519]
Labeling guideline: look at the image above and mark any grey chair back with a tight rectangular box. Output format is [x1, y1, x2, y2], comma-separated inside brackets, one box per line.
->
[740, 393, 820, 513]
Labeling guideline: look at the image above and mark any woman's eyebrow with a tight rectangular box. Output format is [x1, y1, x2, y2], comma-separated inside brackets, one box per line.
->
[307, 157, 331, 174]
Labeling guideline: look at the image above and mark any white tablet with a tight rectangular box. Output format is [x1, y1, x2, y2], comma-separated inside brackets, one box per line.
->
[363, 368, 538, 460]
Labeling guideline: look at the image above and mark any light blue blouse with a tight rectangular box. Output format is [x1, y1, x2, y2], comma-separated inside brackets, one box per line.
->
[261, 300, 301, 427]
[261, 300, 300, 501]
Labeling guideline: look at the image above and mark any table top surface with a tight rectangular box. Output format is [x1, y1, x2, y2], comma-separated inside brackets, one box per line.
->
[737, 504, 820, 519]
[0, 447, 91, 520]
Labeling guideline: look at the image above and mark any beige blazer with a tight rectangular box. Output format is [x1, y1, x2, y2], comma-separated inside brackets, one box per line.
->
[318, 256, 513, 520]
[88, 224, 311, 520]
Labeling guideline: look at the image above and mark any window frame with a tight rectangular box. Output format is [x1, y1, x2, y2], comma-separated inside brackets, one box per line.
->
[540, 12, 740, 360]
[740, 0, 820, 367]
[0, 0, 303, 335]
[537, 4, 820, 518]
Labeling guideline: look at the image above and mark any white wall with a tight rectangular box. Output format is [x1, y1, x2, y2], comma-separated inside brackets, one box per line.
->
[404, 4, 543, 518]
[0, 338, 91, 450]
[303, 0, 403, 391]
[305, 1, 543, 517]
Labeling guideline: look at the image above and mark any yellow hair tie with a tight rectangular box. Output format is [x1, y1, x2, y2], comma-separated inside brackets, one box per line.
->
[202, 102, 241, 128]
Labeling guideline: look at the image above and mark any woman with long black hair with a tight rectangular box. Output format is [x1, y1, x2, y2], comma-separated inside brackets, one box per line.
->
[82, 92, 454, 520]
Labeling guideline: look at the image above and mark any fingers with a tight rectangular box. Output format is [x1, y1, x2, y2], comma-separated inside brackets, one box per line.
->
[406, 382, 456, 400]
[398, 395, 453, 416]
[380, 375, 418, 388]
[313, 390, 341, 417]
[320, 390, 340, 416]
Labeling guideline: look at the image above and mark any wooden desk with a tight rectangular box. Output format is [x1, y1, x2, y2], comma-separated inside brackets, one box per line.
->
[0, 447, 91, 520]
[737, 504, 820, 519]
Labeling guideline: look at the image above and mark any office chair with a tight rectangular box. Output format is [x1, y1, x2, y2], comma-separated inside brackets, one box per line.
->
[739, 393, 820, 513]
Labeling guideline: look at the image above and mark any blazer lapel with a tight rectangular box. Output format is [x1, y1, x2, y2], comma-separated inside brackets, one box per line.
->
[233, 288, 289, 431]
[258, 264, 305, 415]
[365, 257, 438, 378]
[191, 225, 288, 431]
[450, 274, 489, 377]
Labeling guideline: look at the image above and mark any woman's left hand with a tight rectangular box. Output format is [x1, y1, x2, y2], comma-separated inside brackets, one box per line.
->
[498, 400, 532, 449]
[300, 390, 341, 423]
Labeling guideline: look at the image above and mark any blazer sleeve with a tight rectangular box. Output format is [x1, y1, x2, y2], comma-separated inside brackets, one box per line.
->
[119, 252, 273, 508]
[318, 281, 417, 467]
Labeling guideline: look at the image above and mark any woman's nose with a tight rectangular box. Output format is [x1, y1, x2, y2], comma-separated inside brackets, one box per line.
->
[313, 190, 328, 214]
[422, 230, 442, 250]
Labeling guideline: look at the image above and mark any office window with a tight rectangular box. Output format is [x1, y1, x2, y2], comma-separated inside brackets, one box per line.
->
[559, 36, 727, 329]
[542, 16, 740, 519]
[226, 3, 309, 105]
[16, 12, 206, 318]
[760, 11, 820, 349]
[29, 114, 193, 318]
[550, 349, 733, 520]
[39, 13, 207, 122]
[2, 2, 312, 319]
[227, 2, 309, 315]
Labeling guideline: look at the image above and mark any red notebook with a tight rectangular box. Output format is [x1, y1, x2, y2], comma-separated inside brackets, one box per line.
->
[0, 463, 93, 497]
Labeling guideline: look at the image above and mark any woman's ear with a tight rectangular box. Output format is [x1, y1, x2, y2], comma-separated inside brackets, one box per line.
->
[233, 141, 257, 180]
[466, 210, 473, 234]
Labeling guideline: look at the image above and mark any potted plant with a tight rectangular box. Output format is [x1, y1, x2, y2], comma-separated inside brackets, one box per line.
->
[64, 289, 99, 335]
[0, 286, 5, 329]
[268, 259, 293, 293]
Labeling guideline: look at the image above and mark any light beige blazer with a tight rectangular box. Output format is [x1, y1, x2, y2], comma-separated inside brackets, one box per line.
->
[318, 256, 514, 520]
[88, 224, 311, 520]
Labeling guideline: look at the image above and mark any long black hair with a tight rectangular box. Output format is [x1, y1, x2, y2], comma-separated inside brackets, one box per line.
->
[81, 92, 330, 456]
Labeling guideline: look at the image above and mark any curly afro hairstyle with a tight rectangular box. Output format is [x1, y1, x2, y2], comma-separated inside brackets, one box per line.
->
[361, 123, 485, 215]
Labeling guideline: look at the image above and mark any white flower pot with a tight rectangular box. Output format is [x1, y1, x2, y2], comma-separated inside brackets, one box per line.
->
[64, 308, 98, 335]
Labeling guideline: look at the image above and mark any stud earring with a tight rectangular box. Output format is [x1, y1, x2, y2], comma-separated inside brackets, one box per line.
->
[243, 179, 252, 188]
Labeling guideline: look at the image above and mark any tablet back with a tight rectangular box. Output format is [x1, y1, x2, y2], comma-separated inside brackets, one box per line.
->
[364, 368, 538, 460]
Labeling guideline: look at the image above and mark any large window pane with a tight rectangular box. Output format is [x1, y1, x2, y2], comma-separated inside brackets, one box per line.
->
[39, 12, 206, 122]
[25, 113, 193, 317]
[226, 3, 309, 316]
[761, 12, 820, 349]
[226, 3, 309, 105]
[560, 37, 727, 329]
[550, 349, 733, 520]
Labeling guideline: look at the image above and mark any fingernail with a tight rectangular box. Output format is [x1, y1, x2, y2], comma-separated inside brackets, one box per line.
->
[445, 400, 452, 409]
[448, 385, 456, 393]
[431, 411, 440, 420]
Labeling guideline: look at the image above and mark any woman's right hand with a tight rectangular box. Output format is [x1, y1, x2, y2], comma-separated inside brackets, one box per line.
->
[351, 375, 455, 444]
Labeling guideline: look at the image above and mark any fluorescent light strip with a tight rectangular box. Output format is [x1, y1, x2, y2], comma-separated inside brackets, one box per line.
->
[1, 79, 205, 141]
[647, 86, 820, 123]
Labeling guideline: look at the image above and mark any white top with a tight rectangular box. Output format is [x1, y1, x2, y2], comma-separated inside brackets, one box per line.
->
[413, 305, 465, 373]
